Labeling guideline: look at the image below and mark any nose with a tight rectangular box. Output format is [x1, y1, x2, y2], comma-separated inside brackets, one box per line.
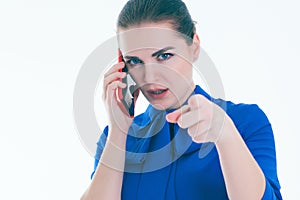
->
[143, 63, 157, 83]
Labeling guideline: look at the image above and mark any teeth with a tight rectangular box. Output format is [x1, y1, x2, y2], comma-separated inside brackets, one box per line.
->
[152, 90, 164, 94]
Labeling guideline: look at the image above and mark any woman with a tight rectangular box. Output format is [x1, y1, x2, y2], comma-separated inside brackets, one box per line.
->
[81, 0, 282, 199]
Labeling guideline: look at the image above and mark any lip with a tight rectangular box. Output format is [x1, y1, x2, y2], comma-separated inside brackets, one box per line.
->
[146, 88, 169, 99]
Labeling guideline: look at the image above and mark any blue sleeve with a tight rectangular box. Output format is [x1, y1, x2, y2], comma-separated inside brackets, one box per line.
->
[90, 126, 109, 179]
[234, 104, 282, 199]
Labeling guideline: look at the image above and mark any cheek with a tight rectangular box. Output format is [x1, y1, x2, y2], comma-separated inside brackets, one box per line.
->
[170, 59, 193, 80]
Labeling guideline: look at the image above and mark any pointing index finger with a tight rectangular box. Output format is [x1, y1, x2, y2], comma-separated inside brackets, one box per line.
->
[166, 105, 190, 123]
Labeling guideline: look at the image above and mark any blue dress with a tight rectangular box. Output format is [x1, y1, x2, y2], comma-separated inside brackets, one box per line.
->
[92, 85, 282, 199]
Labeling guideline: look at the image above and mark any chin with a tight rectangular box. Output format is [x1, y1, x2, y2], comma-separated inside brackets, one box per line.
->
[149, 99, 177, 111]
[149, 102, 168, 110]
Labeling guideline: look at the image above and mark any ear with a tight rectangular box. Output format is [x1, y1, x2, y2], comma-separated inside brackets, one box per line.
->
[192, 33, 200, 62]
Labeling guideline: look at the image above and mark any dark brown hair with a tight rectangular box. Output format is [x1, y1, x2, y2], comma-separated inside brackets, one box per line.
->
[117, 0, 196, 44]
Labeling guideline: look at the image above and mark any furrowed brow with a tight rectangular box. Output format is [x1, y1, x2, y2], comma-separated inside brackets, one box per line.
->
[152, 47, 175, 57]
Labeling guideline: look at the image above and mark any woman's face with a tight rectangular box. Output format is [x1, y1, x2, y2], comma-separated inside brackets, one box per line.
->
[118, 22, 200, 110]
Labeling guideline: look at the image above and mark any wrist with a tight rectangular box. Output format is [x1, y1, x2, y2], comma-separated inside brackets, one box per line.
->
[100, 139, 126, 172]
[109, 120, 131, 134]
[107, 128, 127, 149]
[215, 117, 237, 146]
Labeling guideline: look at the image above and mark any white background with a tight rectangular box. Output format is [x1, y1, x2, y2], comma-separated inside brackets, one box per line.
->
[0, 0, 299, 199]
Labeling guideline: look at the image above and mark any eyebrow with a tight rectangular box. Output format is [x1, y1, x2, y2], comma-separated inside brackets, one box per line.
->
[124, 55, 139, 61]
[151, 46, 175, 57]
[124, 46, 175, 60]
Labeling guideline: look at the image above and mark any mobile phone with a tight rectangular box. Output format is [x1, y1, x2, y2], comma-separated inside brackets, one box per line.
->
[118, 49, 137, 117]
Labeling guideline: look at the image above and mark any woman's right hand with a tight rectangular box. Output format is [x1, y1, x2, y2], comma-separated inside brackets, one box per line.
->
[102, 62, 134, 135]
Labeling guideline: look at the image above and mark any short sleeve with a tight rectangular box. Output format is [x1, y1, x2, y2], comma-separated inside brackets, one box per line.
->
[90, 126, 109, 179]
[231, 104, 282, 199]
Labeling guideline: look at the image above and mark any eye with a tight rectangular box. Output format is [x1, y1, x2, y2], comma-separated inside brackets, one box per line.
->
[157, 53, 174, 61]
[125, 58, 143, 66]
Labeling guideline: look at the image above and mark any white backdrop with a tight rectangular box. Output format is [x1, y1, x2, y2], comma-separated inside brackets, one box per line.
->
[0, 0, 299, 199]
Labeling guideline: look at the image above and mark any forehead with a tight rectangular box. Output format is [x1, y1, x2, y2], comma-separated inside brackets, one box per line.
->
[118, 23, 189, 55]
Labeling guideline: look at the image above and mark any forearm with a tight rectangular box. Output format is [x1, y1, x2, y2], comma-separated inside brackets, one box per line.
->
[215, 119, 266, 200]
[81, 130, 127, 200]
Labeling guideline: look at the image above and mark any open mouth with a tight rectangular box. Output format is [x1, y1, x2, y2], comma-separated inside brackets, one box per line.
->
[151, 89, 167, 94]
[147, 88, 169, 98]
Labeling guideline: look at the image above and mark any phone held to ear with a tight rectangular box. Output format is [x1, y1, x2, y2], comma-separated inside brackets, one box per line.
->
[118, 49, 138, 118]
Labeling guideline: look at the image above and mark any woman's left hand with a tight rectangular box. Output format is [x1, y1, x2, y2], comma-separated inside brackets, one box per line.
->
[166, 94, 232, 144]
